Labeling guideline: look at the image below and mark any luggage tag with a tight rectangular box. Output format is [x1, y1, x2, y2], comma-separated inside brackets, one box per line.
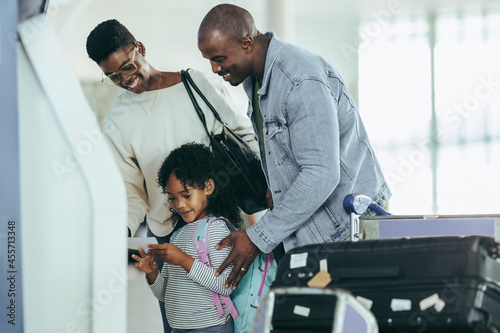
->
[390, 299, 412, 312]
[293, 305, 311, 317]
[419, 293, 446, 312]
[319, 259, 328, 272]
[307, 270, 332, 289]
[290, 253, 308, 269]
[356, 296, 374, 311]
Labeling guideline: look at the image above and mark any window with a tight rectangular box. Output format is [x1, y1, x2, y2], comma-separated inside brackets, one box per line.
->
[359, 7, 500, 214]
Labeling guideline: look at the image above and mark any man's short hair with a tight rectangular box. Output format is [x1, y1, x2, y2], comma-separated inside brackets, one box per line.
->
[199, 4, 255, 45]
[86, 19, 136, 64]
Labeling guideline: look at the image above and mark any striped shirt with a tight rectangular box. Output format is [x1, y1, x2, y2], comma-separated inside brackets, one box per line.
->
[149, 216, 234, 329]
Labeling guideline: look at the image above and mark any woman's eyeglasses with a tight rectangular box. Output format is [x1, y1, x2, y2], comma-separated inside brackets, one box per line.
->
[101, 45, 138, 85]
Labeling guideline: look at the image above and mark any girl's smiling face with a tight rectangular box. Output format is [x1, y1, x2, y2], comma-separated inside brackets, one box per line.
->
[166, 173, 215, 223]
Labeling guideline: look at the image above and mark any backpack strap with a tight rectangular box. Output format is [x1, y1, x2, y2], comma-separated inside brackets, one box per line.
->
[191, 218, 224, 316]
[192, 216, 239, 319]
[258, 253, 273, 296]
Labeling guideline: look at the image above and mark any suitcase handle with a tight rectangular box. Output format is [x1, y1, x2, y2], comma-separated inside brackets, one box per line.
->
[332, 267, 401, 279]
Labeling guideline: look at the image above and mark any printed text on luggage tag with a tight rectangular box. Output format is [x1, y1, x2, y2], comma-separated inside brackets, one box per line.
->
[307, 271, 332, 288]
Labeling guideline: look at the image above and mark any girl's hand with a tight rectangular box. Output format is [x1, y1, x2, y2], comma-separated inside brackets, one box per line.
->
[132, 248, 158, 274]
[148, 243, 194, 272]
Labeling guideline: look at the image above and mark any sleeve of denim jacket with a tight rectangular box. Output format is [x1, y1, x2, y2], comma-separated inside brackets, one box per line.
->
[188, 69, 260, 155]
[246, 78, 342, 253]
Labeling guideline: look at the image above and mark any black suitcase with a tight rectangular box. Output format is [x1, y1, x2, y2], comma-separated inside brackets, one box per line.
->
[261, 287, 379, 333]
[272, 236, 500, 333]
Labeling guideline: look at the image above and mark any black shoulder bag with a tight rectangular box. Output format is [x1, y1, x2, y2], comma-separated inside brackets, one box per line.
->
[180, 69, 268, 214]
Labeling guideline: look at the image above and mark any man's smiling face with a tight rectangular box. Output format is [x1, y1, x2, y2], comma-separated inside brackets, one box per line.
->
[198, 31, 253, 87]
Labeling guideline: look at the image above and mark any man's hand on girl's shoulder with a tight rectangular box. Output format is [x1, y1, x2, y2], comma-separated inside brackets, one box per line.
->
[215, 230, 260, 290]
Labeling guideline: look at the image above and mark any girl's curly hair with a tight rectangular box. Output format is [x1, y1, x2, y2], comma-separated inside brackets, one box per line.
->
[157, 143, 242, 232]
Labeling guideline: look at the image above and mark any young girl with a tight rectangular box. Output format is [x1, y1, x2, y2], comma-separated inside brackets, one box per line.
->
[132, 143, 242, 333]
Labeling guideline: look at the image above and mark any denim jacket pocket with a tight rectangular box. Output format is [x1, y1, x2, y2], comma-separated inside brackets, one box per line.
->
[264, 120, 290, 166]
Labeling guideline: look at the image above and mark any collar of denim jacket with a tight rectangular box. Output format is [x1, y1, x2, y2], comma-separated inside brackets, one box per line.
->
[259, 31, 284, 97]
[243, 31, 283, 119]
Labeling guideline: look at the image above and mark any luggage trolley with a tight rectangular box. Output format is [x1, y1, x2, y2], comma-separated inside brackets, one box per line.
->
[343, 193, 500, 242]
[338, 193, 500, 333]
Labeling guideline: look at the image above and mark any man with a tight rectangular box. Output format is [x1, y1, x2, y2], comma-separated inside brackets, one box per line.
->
[197, 4, 391, 289]
[86, 19, 258, 333]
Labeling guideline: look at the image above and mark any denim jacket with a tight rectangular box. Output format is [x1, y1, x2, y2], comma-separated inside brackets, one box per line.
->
[244, 32, 391, 253]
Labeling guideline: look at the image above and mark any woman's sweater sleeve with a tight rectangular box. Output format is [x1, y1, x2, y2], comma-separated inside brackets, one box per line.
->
[102, 114, 148, 236]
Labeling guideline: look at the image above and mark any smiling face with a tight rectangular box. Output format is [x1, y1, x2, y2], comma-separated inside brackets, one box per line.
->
[166, 173, 214, 223]
[198, 31, 253, 86]
[98, 42, 151, 94]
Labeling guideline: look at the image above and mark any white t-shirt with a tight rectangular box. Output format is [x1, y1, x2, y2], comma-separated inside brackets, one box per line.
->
[102, 69, 257, 236]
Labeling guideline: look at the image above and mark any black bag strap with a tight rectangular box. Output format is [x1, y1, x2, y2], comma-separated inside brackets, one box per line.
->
[180, 69, 226, 127]
[180, 69, 212, 139]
